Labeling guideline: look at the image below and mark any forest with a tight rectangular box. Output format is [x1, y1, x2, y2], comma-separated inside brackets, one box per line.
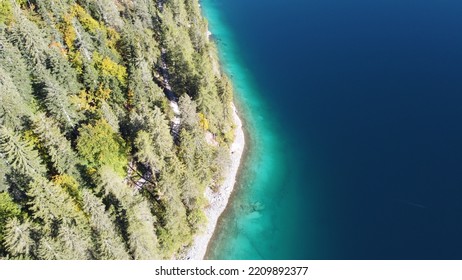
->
[0, 0, 235, 259]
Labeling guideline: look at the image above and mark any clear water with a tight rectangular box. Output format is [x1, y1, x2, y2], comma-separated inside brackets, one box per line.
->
[203, 0, 462, 259]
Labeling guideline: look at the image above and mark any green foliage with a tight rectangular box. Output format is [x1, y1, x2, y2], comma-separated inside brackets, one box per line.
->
[0, 126, 45, 177]
[0, 0, 13, 25]
[9, 11, 49, 71]
[77, 119, 128, 175]
[0, 67, 30, 129]
[179, 94, 199, 130]
[38, 76, 81, 129]
[97, 167, 159, 259]
[0, 33, 34, 103]
[32, 113, 79, 176]
[27, 176, 93, 259]
[0, 192, 21, 245]
[134, 107, 173, 172]
[93, 52, 127, 85]
[0, 0, 237, 260]
[27, 176, 87, 228]
[0, 158, 8, 192]
[3, 217, 35, 257]
[81, 189, 130, 259]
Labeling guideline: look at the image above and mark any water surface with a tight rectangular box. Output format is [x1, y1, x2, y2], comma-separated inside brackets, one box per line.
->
[203, 0, 462, 259]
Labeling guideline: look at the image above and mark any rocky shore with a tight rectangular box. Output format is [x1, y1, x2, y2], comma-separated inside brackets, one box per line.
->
[184, 103, 245, 260]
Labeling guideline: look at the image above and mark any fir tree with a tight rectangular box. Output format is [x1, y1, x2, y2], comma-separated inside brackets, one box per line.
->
[0, 126, 45, 177]
[32, 113, 79, 177]
[27, 176, 93, 259]
[82, 189, 130, 260]
[0, 67, 30, 129]
[97, 167, 159, 259]
[3, 217, 35, 257]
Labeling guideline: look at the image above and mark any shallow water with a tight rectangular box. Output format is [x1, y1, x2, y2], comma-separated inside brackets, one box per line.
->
[203, 0, 462, 259]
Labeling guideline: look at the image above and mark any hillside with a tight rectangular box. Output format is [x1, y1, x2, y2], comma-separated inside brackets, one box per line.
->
[0, 0, 236, 259]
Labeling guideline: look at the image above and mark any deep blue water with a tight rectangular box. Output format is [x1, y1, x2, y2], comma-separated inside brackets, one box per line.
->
[204, 0, 462, 259]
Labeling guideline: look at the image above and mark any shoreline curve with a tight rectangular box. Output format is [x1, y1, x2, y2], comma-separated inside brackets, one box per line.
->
[183, 102, 245, 260]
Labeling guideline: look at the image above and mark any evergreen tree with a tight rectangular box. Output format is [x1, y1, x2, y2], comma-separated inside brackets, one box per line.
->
[27, 176, 93, 259]
[56, 222, 92, 259]
[0, 126, 45, 177]
[97, 167, 159, 259]
[0, 67, 30, 129]
[134, 107, 173, 172]
[3, 217, 35, 257]
[0, 192, 21, 246]
[38, 76, 80, 129]
[32, 113, 79, 177]
[9, 9, 49, 72]
[179, 94, 199, 130]
[37, 236, 63, 260]
[27, 176, 87, 230]
[0, 158, 9, 192]
[0, 31, 34, 103]
[82, 189, 130, 259]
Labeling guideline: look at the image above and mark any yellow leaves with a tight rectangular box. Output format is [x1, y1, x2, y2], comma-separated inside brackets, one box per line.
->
[97, 86, 112, 100]
[73, 85, 112, 112]
[93, 52, 127, 85]
[69, 50, 83, 73]
[72, 90, 92, 112]
[198, 113, 209, 130]
[71, 4, 100, 34]
[106, 27, 120, 51]
[59, 13, 77, 51]
[52, 174, 80, 201]
[23, 129, 41, 149]
[0, 0, 13, 25]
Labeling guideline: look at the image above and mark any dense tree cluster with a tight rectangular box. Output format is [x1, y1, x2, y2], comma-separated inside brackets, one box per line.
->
[0, 0, 235, 259]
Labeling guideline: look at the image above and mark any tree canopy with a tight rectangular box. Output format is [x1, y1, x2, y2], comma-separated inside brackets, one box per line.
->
[0, 0, 235, 259]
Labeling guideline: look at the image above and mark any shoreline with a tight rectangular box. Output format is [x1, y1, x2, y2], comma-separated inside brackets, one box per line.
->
[183, 102, 245, 260]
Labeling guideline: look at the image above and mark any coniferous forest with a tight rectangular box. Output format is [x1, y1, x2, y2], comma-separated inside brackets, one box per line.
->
[0, 0, 236, 259]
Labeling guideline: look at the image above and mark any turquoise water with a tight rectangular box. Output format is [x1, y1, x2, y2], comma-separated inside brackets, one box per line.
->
[202, 1, 319, 260]
[204, 0, 462, 259]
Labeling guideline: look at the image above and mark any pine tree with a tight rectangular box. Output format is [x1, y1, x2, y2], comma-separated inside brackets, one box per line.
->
[27, 176, 87, 229]
[82, 189, 130, 260]
[45, 47, 80, 95]
[0, 192, 21, 246]
[9, 8, 49, 72]
[0, 31, 34, 103]
[134, 130, 163, 172]
[32, 113, 79, 177]
[92, 0, 124, 29]
[147, 107, 173, 157]
[0, 67, 30, 129]
[156, 158, 192, 256]
[179, 94, 199, 130]
[37, 236, 63, 260]
[38, 76, 80, 129]
[97, 167, 159, 259]
[125, 198, 159, 259]
[27, 176, 93, 259]
[0, 158, 9, 192]
[56, 222, 91, 259]
[3, 217, 35, 257]
[0, 126, 45, 177]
